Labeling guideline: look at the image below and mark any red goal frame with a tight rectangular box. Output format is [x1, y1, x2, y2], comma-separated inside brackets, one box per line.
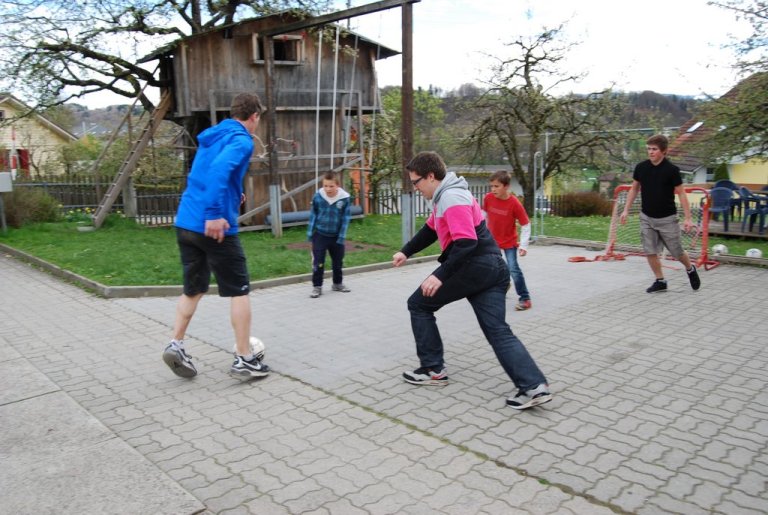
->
[601, 185, 719, 270]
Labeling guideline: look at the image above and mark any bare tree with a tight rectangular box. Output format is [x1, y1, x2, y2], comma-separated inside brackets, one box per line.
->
[465, 26, 623, 213]
[0, 0, 331, 111]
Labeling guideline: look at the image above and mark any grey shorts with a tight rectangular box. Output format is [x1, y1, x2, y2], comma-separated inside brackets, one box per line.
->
[639, 213, 685, 258]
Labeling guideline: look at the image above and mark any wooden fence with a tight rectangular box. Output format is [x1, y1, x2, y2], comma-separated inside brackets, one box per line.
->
[14, 175, 566, 226]
[14, 175, 183, 226]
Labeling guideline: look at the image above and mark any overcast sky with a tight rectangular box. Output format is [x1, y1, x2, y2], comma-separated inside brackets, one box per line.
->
[78, 0, 753, 107]
[341, 0, 753, 97]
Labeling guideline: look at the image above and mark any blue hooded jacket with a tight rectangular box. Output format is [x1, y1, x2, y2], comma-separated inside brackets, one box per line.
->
[175, 119, 254, 236]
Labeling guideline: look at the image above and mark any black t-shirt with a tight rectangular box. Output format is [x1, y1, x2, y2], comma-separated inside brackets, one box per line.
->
[633, 158, 682, 218]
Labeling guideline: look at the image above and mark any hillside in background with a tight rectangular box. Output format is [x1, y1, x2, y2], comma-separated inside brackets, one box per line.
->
[64, 89, 699, 139]
[620, 90, 699, 128]
[67, 103, 143, 137]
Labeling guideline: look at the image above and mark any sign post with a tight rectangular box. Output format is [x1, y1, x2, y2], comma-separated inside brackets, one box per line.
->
[0, 171, 12, 233]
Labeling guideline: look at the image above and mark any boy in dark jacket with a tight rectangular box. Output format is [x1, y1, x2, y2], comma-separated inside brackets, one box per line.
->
[392, 151, 551, 410]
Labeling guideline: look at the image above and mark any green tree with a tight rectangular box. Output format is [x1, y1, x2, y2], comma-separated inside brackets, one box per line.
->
[370, 86, 451, 177]
[60, 135, 103, 175]
[0, 0, 331, 111]
[699, 1, 768, 161]
[465, 26, 624, 213]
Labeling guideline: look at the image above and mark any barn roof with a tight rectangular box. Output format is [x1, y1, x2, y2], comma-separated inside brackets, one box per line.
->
[139, 12, 399, 64]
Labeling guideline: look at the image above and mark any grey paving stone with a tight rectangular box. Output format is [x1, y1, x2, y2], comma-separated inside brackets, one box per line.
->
[4, 247, 768, 514]
[0, 391, 202, 514]
[0, 357, 59, 405]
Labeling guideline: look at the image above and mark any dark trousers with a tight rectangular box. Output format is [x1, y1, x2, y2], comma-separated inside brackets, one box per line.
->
[312, 233, 345, 287]
[407, 253, 547, 391]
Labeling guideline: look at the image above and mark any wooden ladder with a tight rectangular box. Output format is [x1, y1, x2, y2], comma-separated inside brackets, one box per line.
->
[91, 91, 173, 228]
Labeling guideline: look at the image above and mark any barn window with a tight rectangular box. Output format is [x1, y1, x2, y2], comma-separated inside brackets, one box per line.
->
[0, 110, 5, 120]
[252, 33, 304, 65]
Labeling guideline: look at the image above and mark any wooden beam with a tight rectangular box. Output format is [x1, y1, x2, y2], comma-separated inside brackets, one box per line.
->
[261, 0, 421, 37]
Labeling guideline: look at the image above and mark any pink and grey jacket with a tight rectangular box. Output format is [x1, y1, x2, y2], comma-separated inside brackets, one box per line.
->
[400, 172, 499, 282]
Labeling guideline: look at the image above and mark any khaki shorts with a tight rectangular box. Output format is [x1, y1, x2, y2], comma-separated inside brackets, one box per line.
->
[639, 213, 685, 258]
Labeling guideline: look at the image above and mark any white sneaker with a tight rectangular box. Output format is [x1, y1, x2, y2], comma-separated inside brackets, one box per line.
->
[230, 355, 270, 378]
[506, 384, 552, 409]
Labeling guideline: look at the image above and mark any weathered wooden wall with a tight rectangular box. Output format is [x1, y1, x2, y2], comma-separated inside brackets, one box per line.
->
[156, 14, 395, 226]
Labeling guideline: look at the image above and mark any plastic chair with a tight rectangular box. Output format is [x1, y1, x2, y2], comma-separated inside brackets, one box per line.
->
[713, 179, 738, 190]
[739, 186, 768, 235]
[709, 187, 734, 232]
[713, 180, 742, 219]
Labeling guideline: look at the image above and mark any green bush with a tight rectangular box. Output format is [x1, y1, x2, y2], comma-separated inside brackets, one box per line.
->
[555, 191, 612, 217]
[2, 188, 62, 228]
[712, 162, 729, 183]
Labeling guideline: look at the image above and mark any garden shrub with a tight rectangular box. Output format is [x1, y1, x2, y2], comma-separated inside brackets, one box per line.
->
[2, 188, 62, 227]
[712, 162, 729, 183]
[555, 191, 612, 217]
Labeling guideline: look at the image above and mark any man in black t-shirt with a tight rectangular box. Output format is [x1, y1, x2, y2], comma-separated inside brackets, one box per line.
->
[620, 134, 701, 293]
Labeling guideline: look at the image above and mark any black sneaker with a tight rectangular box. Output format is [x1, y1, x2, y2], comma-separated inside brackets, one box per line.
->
[162, 343, 197, 378]
[687, 265, 701, 291]
[506, 384, 552, 410]
[402, 366, 448, 386]
[646, 279, 668, 293]
[230, 355, 270, 378]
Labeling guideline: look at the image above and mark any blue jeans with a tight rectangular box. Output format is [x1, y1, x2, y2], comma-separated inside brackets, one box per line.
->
[502, 248, 530, 302]
[407, 253, 547, 391]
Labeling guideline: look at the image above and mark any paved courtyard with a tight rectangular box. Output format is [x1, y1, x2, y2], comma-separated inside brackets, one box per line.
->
[1, 243, 767, 514]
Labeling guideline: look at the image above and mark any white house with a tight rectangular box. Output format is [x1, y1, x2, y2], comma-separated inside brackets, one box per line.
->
[0, 93, 78, 177]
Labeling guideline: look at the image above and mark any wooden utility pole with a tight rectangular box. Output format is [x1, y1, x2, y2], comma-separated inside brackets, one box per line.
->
[263, 33, 282, 237]
[401, 0, 415, 244]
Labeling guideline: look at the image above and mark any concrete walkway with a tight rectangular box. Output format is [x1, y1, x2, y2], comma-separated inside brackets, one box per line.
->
[1, 244, 767, 514]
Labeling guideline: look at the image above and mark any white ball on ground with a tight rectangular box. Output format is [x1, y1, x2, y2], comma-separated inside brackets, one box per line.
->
[745, 248, 763, 259]
[232, 336, 266, 359]
[712, 244, 728, 255]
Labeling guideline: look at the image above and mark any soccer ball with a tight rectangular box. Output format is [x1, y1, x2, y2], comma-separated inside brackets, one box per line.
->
[745, 248, 763, 259]
[712, 244, 728, 255]
[232, 336, 266, 359]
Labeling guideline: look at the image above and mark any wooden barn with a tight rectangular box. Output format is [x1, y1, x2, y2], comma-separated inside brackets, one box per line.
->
[144, 10, 399, 231]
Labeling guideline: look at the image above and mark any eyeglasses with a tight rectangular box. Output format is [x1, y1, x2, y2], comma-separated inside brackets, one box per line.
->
[411, 176, 424, 187]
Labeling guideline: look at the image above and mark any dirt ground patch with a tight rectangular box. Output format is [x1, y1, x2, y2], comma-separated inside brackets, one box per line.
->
[286, 241, 388, 253]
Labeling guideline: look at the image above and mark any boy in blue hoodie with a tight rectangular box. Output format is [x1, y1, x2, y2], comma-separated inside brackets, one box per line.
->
[307, 171, 352, 298]
[163, 93, 270, 379]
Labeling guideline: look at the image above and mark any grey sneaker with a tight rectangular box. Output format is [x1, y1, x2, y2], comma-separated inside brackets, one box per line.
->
[332, 283, 351, 292]
[230, 355, 270, 378]
[506, 384, 552, 410]
[310, 286, 322, 298]
[162, 343, 197, 378]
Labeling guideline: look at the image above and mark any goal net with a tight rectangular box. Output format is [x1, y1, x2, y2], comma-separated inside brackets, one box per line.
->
[602, 185, 718, 270]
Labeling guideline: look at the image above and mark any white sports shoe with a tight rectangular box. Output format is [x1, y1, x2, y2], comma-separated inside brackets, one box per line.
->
[506, 383, 552, 410]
